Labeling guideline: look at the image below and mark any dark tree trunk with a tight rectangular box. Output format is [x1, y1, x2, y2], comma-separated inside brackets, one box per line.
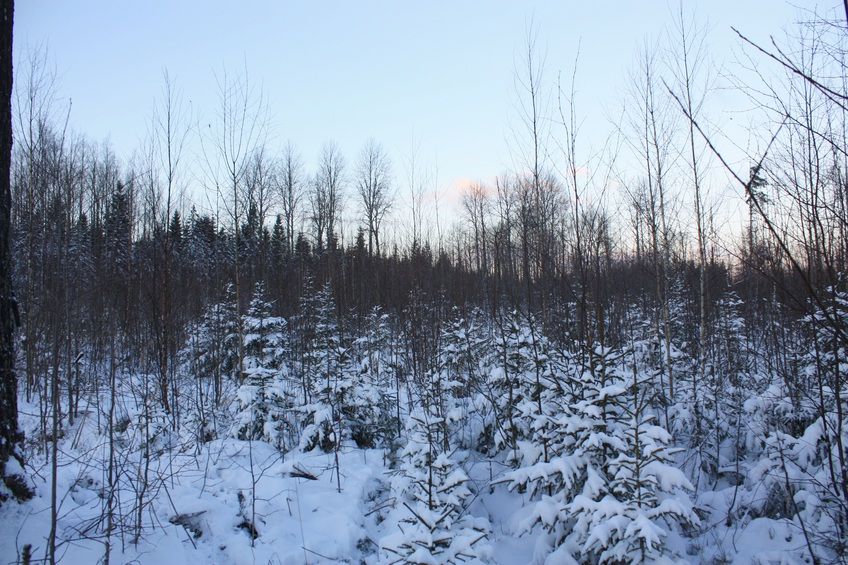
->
[0, 0, 24, 493]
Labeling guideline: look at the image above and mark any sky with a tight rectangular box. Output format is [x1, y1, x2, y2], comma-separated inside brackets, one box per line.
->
[12, 1, 833, 240]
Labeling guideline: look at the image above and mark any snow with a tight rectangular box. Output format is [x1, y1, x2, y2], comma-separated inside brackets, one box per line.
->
[1, 394, 832, 565]
[3, 300, 843, 564]
[1, 422, 382, 564]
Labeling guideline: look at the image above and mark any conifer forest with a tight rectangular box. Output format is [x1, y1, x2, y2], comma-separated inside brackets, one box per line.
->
[4, 2, 848, 564]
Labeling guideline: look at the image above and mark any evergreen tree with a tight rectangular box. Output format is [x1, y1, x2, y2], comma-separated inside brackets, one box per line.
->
[270, 213, 285, 261]
[233, 282, 291, 449]
[435, 310, 489, 451]
[300, 282, 347, 453]
[190, 285, 240, 412]
[570, 341, 698, 564]
[505, 339, 698, 564]
[737, 283, 848, 559]
[486, 314, 533, 461]
[351, 305, 397, 448]
[381, 407, 491, 564]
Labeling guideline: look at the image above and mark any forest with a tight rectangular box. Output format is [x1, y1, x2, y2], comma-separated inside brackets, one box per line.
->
[2, 3, 848, 564]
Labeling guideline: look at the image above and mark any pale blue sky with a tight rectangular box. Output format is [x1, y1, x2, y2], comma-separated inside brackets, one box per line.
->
[13, 1, 827, 238]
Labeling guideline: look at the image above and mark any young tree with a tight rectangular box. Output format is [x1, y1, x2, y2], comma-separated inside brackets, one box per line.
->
[624, 39, 679, 407]
[509, 23, 553, 315]
[12, 43, 60, 405]
[299, 282, 348, 489]
[402, 135, 431, 252]
[204, 64, 268, 385]
[234, 282, 290, 449]
[380, 406, 491, 564]
[351, 305, 398, 448]
[142, 71, 191, 417]
[666, 9, 717, 469]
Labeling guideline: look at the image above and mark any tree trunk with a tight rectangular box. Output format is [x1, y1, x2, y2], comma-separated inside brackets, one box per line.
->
[0, 0, 23, 487]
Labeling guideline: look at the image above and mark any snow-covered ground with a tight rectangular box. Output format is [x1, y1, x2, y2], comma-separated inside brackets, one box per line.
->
[0, 401, 813, 565]
[1, 444, 526, 563]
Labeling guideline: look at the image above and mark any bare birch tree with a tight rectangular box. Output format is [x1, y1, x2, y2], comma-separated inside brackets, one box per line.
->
[277, 141, 304, 256]
[355, 138, 394, 258]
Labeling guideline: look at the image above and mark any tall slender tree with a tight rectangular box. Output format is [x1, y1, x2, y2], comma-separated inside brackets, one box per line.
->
[204, 65, 267, 383]
[311, 141, 345, 254]
[0, 0, 26, 498]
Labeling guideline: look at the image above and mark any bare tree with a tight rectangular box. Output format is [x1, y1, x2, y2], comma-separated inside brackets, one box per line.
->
[624, 39, 679, 403]
[402, 135, 428, 250]
[243, 146, 277, 279]
[461, 182, 490, 276]
[203, 65, 268, 381]
[355, 138, 394, 258]
[277, 141, 304, 256]
[667, 4, 714, 397]
[509, 23, 551, 314]
[142, 70, 190, 416]
[311, 141, 345, 253]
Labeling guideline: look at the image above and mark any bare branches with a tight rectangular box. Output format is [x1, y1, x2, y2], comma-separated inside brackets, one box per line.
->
[733, 27, 848, 113]
[355, 138, 394, 258]
[666, 82, 848, 350]
[277, 141, 304, 256]
[311, 141, 346, 253]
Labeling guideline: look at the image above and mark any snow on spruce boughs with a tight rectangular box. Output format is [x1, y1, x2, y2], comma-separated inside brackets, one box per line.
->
[487, 314, 537, 462]
[233, 282, 292, 449]
[349, 306, 397, 448]
[736, 284, 848, 560]
[438, 310, 494, 452]
[381, 407, 491, 564]
[505, 342, 699, 564]
[299, 281, 347, 452]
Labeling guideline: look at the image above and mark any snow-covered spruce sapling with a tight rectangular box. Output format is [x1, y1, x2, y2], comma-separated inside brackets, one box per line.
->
[486, 314, 535, 464]
[435, 310, 491, 451]
[233, 283, 291, 450]
[562, 346, 698, 563]
[503, 344, 619, 552]
[182, 286, 243, 448]
[380, 407, 491, 564]
[739, 284, 848, 560]
[505, 342, 699, 563]
[298, 282, 351, 491]
[349, 306, 395, 449]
